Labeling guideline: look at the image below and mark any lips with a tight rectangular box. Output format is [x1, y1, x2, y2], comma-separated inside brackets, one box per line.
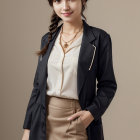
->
[62, 12, 73, 16]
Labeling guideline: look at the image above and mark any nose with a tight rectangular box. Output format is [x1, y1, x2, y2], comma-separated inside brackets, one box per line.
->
[62, 1, 70, 11]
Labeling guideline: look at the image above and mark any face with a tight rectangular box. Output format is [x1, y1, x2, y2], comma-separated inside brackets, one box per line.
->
[53, 0, 85, 22]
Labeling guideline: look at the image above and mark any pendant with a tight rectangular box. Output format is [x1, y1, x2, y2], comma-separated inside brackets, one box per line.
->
[64, 43, 68, 48]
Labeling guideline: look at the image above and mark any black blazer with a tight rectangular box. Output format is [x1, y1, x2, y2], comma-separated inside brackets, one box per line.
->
[23, 19, 117, 140]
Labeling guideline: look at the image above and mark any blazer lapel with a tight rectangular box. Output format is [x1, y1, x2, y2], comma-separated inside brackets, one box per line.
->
[39, 24, 62, 89]
[39, 20, 96, 98]
[77, 20, 96, 97]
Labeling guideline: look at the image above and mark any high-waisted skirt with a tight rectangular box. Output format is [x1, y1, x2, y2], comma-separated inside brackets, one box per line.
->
[46, 94, 88, 140]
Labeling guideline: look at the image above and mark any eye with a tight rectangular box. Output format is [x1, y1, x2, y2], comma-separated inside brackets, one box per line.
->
[54, 0, 61, 3]
[54, 0, 74, 3]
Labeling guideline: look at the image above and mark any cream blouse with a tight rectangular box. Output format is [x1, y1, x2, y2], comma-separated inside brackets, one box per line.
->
[46, 30, 83, 100]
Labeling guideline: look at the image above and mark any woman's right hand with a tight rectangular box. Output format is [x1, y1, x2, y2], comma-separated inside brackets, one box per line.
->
[22, 129, 30, 140]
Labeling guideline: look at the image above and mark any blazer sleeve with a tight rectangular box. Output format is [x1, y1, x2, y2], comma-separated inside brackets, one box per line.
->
[85, 34, 117, 122]
[23, 37, 44, 129]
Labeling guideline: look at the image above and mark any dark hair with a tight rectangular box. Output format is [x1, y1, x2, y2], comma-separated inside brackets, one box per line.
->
[35, 0, 88, 57]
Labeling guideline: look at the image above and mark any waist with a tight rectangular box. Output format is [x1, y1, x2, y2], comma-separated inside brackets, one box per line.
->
[46, 94, 81, 109]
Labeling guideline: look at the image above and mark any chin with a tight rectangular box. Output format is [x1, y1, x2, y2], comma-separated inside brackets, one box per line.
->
[61, 18, 73, 22]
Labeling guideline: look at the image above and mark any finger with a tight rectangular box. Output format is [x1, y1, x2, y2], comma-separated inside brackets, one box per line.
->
[67, 112, 81, 120]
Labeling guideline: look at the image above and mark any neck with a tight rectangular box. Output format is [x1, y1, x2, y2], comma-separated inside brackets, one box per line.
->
[61, 19, 84, 35]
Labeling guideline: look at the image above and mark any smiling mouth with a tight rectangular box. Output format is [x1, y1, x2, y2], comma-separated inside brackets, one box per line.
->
[62, 12, 73, 16]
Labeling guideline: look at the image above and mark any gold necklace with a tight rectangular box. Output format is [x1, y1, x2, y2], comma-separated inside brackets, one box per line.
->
[60, 24, 83, 48]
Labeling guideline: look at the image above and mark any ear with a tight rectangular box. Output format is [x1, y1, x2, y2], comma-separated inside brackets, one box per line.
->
[82, 0, 86, 5]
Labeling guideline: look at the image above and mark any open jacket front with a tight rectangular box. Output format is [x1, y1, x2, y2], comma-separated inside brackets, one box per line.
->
[23, 19, 117, 140]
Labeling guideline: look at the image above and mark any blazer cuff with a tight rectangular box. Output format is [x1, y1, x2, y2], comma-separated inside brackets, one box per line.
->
[23, 115, 32, 129]
[84, 105, 102, 122]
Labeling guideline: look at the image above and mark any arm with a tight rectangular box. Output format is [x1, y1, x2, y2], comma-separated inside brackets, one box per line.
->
[23, 37, 44, 129]
[85, 34, 117, 122]
[22, 129, 30, 140]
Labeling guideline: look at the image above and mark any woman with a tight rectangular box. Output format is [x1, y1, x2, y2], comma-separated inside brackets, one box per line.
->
[22, 0, 117, 140]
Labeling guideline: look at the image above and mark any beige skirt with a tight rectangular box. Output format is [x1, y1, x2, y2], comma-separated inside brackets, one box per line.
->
[46, 94, 88, 140]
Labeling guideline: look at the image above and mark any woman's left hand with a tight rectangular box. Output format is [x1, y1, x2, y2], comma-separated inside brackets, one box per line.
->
[67, 110, 94, 129]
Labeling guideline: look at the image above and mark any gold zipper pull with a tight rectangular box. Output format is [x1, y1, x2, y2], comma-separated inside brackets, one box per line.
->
[89, 44, 96, 70]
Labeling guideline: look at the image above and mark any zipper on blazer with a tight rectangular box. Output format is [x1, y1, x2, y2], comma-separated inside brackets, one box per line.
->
[89, 44, 96, 70]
